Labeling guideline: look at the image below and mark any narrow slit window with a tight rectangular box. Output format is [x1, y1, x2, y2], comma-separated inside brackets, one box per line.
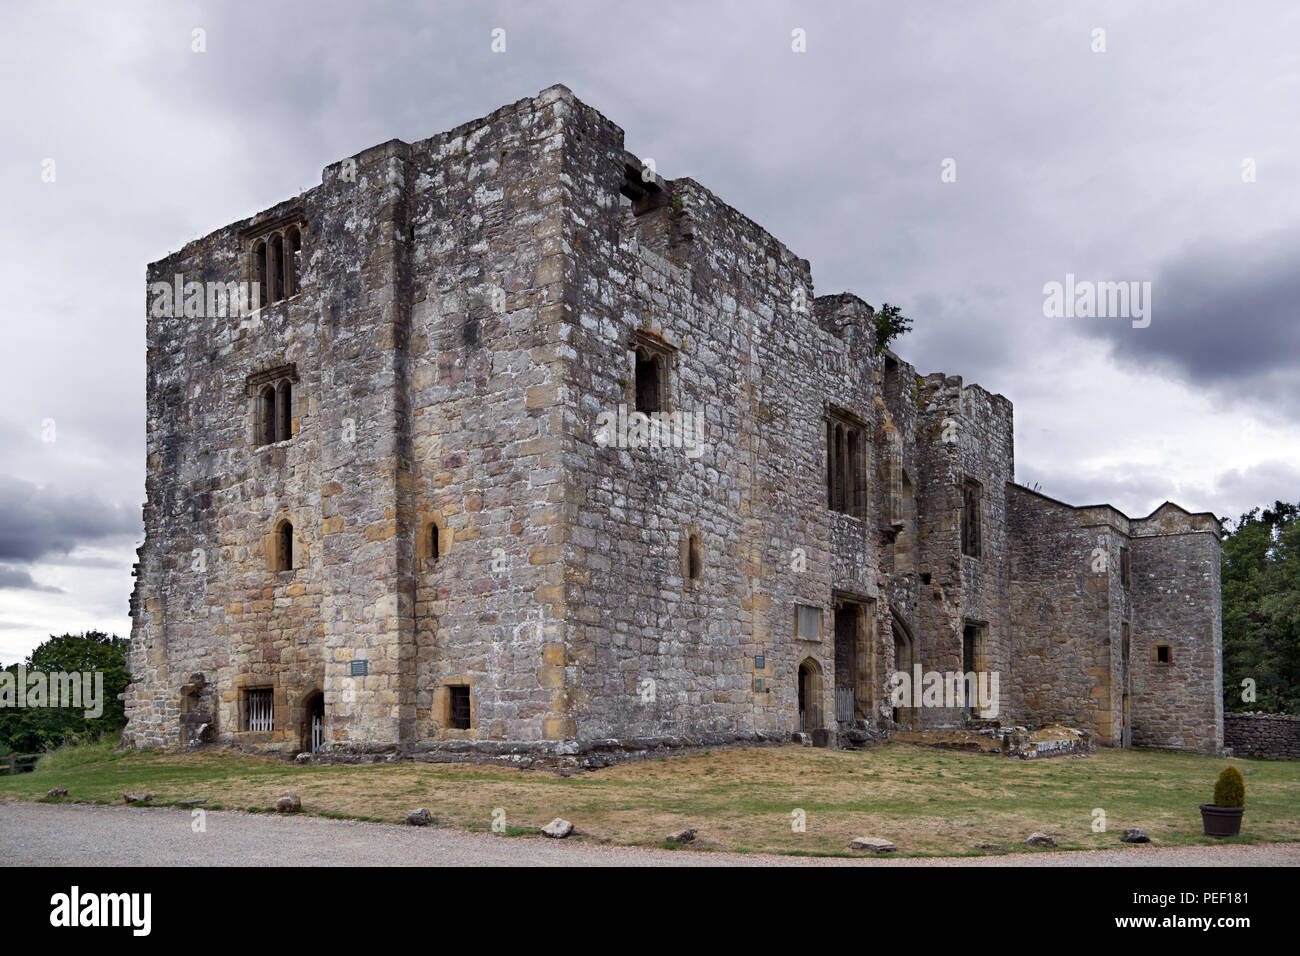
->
[259, 385, 276, 446]
[687, 532, 702, 581]
[273, 521, 294, 572]
[284, 226, 301, 297]
[961, 478, 982, 558]
[268, 233, 284, 302]
[252, 240, 267, 308]
[276, 381, 292, 442]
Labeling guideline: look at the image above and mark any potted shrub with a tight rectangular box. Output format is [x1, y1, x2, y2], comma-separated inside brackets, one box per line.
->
[1200, 766, 1245, 837]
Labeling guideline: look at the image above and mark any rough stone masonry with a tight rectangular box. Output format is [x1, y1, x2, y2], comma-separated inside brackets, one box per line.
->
[123, 85, 1223, 761]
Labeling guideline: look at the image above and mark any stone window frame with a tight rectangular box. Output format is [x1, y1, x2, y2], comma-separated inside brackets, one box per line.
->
[247, 363, 299, 448]
[630, 329, 675, 415]
[825, 405, 868, 519]
[417, 512, 448, 566]
[240, 685, 275, 733]
[435, 680, 476, 734]
[681, 526, 703, 587]
[961, 476, 983, 559]
[267, 515, 297, 573]
[1153, 643, 1174, 666]
[240, 210, 307, 309]
[1119, 545, 1131, 590]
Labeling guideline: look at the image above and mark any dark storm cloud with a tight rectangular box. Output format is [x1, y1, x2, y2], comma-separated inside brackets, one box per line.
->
[0, 565, 63, 593]
[1079, 230, 1300, 409]
[0, 475, 140, 564]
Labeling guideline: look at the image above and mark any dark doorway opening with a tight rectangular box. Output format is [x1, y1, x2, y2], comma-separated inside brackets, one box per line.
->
[962, 624, 977, 710]
[303, 691, 324, 753]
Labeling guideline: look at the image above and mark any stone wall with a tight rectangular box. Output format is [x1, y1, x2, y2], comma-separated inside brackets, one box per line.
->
[1224, 713, 1300, 760]
[125, 84, 1223, 758]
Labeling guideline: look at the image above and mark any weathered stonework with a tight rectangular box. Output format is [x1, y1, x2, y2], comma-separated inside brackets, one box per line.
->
[124, 85, 1223, 759]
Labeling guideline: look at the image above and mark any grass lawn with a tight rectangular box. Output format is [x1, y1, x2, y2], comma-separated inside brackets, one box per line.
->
[2, 741, 1296, 857]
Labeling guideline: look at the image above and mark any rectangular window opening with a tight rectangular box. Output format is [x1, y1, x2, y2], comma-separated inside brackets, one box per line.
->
[449, 685, 471, 730]
[244, 687, 273, 732]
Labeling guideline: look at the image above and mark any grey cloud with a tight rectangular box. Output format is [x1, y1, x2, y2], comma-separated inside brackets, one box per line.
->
[0, 476, 140, 563]
[0, 565, 63, 593]
[1079, 230, 1300, 410]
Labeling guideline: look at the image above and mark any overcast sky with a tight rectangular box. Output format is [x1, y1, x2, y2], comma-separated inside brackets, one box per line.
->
[2, 0, 1297, 661]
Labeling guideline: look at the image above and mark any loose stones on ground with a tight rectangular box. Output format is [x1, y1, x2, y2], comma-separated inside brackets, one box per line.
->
[1025, 832, 1058, 847]
[542, 817, 573, 838]
[275, 791, 302, 813]
[849, 836, 896, 853]
[1120, 828, 1150, 844]
[406, 808, 435, 826]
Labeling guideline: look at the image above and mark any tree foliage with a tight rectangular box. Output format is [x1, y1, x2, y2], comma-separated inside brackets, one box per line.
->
[0, 630, 128, 754]
[1221, 501, 1300, 714]
[873, 303, 913, 352]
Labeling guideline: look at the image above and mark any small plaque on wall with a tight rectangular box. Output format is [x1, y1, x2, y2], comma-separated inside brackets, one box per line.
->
[349, 660, 368, 677]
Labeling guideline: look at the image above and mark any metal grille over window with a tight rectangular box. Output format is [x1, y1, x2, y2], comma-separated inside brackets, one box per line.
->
[246, 688, 273, 732]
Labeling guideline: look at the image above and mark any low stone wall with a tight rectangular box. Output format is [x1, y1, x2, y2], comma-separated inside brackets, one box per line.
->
[1224, 713, 1300, 760]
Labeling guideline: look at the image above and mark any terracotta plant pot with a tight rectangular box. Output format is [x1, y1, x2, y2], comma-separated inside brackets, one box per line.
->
[1199, 804, 1244, 837]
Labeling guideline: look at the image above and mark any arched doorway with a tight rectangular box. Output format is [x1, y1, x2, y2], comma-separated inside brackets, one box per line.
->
[302, 691, 324, 753]
[797, 658, 824, 732]
[891, 609, 916, 729]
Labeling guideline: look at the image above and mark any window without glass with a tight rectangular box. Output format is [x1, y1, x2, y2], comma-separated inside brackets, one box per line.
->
[825, 411, 866, 518]
[449, 686, 471, 729]
[961, 478, 982, 558]
[244, 687, 273, 732]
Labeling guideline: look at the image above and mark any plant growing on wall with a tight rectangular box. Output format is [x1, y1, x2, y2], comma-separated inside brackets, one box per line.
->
[874, 303, 912, 352]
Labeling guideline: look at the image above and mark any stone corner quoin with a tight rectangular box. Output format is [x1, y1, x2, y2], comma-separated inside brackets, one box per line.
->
[123, 84, 1224, 762]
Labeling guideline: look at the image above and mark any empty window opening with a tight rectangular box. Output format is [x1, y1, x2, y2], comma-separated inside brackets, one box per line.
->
[272, 520, 294, 572]
[1120, 546, 1131, 589]
[258, 385, 276, 445]
[1155, 644, 1172, 664]
[252, 240, 268, 308]
[687, 532, 702, 581]
[268, 233, 284, 302]
[961, 478, 982, 558]
[826, 411, 866, 518]
[449, 685, 471, 730]
[244, 687, 273, 732]
[635, 348, 662, 413]
[275, 381, 292, 442]
[429, 523, 440, 562]
[284, 225, 301, 297]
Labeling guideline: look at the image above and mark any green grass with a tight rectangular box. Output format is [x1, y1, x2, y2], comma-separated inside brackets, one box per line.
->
[1, 740, 1296, 856]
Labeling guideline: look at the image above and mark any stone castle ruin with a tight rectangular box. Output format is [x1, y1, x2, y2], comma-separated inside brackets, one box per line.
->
[124, 86, 1223, 762]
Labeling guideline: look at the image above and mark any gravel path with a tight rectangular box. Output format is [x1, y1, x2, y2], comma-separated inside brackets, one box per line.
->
[2, 802, 1296, 866]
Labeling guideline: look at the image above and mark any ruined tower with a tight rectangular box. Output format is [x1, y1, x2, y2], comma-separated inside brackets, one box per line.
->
[124, 85, 1223, 760]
